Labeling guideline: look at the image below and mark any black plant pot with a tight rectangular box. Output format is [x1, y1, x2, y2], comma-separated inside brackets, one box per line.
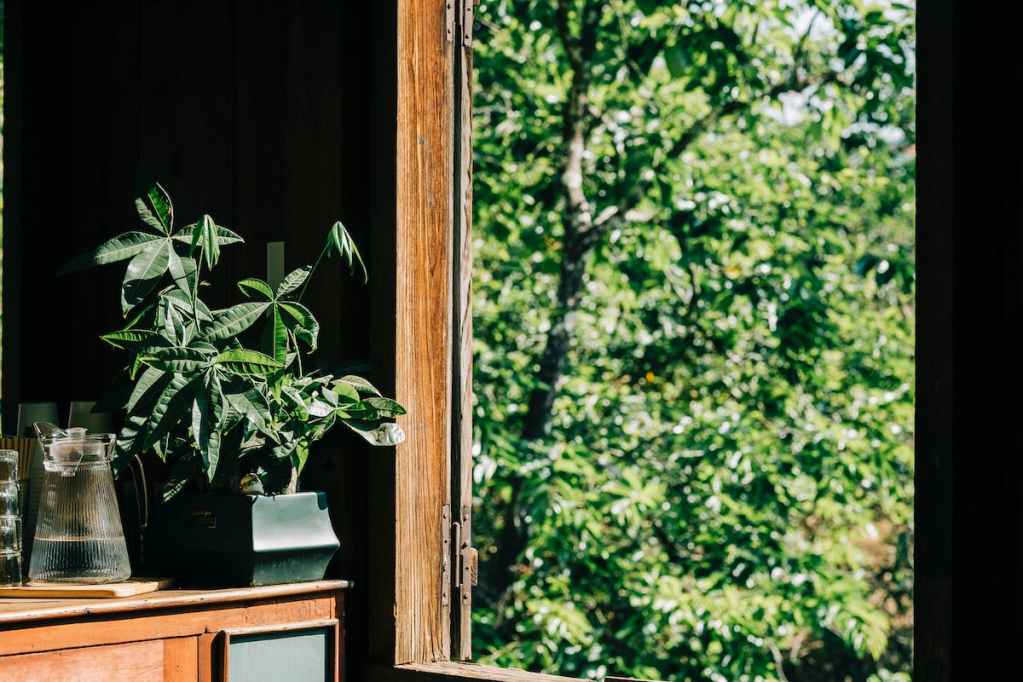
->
[147, 491, 340, 587]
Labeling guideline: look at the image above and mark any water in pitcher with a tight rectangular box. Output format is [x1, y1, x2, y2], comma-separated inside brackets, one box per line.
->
[29, 428, 130, 583]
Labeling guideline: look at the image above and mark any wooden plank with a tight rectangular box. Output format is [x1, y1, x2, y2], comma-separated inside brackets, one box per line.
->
[378, 662, 580, 682]
[0, 580, 349, 624]
[451, 0, 476, 662]
[393, 0, 456, 666]
[164, 637, 200, 682]
[0, 639, 167, 682]
[0, 578, 173, 599]
[197, 632, 217, 682]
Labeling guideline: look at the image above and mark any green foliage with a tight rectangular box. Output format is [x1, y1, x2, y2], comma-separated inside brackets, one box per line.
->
[472, 1, 914, 680]
[64, 184, 406, 498]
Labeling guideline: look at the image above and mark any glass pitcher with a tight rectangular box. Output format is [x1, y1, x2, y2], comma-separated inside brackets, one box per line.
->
[28, 426, 131, 583]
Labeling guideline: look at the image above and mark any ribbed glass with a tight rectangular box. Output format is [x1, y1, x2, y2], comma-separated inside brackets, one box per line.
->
[28, 433, 130, 584]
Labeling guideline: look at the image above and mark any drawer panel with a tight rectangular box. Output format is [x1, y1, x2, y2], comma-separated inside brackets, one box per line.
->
[0, 637, 198, 682]
[221, 619, 338, 682]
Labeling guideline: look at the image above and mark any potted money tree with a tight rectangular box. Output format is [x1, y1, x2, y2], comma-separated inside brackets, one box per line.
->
[61, 183, 405, 585]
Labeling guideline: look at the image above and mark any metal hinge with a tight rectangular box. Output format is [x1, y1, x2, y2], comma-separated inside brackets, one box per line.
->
[446, 0, 474, 47]
[445, 0, 455, 43]
[445, 504, 478, 619]
[453, 505, 478, 595]
[441, 504, 452, 607]
[461, 0, 475, 48]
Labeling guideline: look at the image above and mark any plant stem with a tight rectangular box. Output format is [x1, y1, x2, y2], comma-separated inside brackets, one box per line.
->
[297, 244, 328, 303]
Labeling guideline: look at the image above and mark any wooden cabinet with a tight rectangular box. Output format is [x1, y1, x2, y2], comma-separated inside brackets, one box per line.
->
[0, 580, 348, 682]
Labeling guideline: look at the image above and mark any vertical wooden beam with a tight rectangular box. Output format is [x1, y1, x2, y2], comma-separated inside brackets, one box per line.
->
[450, 0, 475, 662]
[394, 0, 455, 665]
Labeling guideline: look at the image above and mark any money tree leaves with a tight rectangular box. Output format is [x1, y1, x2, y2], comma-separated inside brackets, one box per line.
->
[214, 349, 283, 377]
[325, 220, 368, 283]
[69, 183, 403, 497]
[58, 231, 166, 275]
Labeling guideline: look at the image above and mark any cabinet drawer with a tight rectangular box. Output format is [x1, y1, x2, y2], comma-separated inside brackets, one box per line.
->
[220, 619, 339, 682]
[0, 637, 197, 682]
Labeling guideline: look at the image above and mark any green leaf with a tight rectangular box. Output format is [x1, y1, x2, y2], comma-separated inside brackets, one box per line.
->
[224, 387, 272, 431]
[276, 266, 312, 298]
[636, 0, 660, 14]
[141, 374, 200, 453]
[59, 231, 165, 275]
[124, 366, 169, 413]
[332, 380, 360, 404]
[100, 329, 158, 350]
[214, 349, 283, 376]
[190, 214, 221, 269]
[364, 396, 407, 418]
[172, 223, 244, 247]
[307, 399, 333, 418]
[334, 375, 382, 397]
[165, 288, 213, 321]
[168, 248, 198, 299]
[135, 198, 165, 234]
[326, 221, 368, 283]
[238, 278, 275, 300]
[203, 302, 270, 341]
[121, 241, 172, 316]
[269, 306, 288, 364]
[161, 456, 197, 502]
[161, 298, 186, 345]
[282, 385, 310, 421]
[665, 43, 689, 79]
[279, 301, 319, 351]
[124, 240, 171, 286]
[140, 347, 212, 374]
[341, 419, 405, 446]
[144, 183, 174, 234]
[192, 374, 225, 481]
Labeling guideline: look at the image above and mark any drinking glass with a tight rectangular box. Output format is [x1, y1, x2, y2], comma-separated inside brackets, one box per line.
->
[0, 450, 23, 587]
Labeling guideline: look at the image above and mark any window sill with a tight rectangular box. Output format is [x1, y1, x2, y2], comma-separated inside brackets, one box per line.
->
[375, 661, 582, 682]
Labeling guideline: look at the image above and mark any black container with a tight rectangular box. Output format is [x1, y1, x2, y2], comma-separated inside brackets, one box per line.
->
[148, 491, 339, 586]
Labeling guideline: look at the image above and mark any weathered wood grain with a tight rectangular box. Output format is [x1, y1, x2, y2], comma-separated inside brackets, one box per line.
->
[163, 637, 199, 682]
[0, 639, 169, 682]
[0, 594, 337, 656]
[393, 0, 456, 666]
[0, 580, 349, 625]
[380, 662, 581, 682]
[451, 0, 477, 662]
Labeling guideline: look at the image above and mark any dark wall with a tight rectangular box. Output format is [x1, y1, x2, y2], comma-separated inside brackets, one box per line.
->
[916, 2, 1023, 679]
[2, 0, 379, 425]
[2, 1, 394, 677]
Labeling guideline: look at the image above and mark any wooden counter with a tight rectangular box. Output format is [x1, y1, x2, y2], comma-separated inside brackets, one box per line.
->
[0, 580, 350, 681]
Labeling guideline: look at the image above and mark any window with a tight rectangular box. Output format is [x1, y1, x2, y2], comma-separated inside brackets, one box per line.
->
[469, 1, 915, 679]
[371, 2, 915, 681]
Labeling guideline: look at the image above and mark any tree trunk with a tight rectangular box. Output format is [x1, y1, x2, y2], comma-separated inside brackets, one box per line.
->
[492, 0, 600, 602]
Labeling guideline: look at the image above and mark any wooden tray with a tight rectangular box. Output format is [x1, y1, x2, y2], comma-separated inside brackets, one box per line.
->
[0, 578, 173, 599]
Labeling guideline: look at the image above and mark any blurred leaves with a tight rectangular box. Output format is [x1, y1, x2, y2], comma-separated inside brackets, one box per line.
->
[471, 0, 914, 680]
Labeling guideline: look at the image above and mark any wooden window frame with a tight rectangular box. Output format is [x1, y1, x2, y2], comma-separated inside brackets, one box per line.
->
[367, 1, 973, 682]
[364, 1, 578, 680]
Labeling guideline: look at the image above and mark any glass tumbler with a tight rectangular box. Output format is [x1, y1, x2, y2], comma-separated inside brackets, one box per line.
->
[0, 450, 22, 587]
